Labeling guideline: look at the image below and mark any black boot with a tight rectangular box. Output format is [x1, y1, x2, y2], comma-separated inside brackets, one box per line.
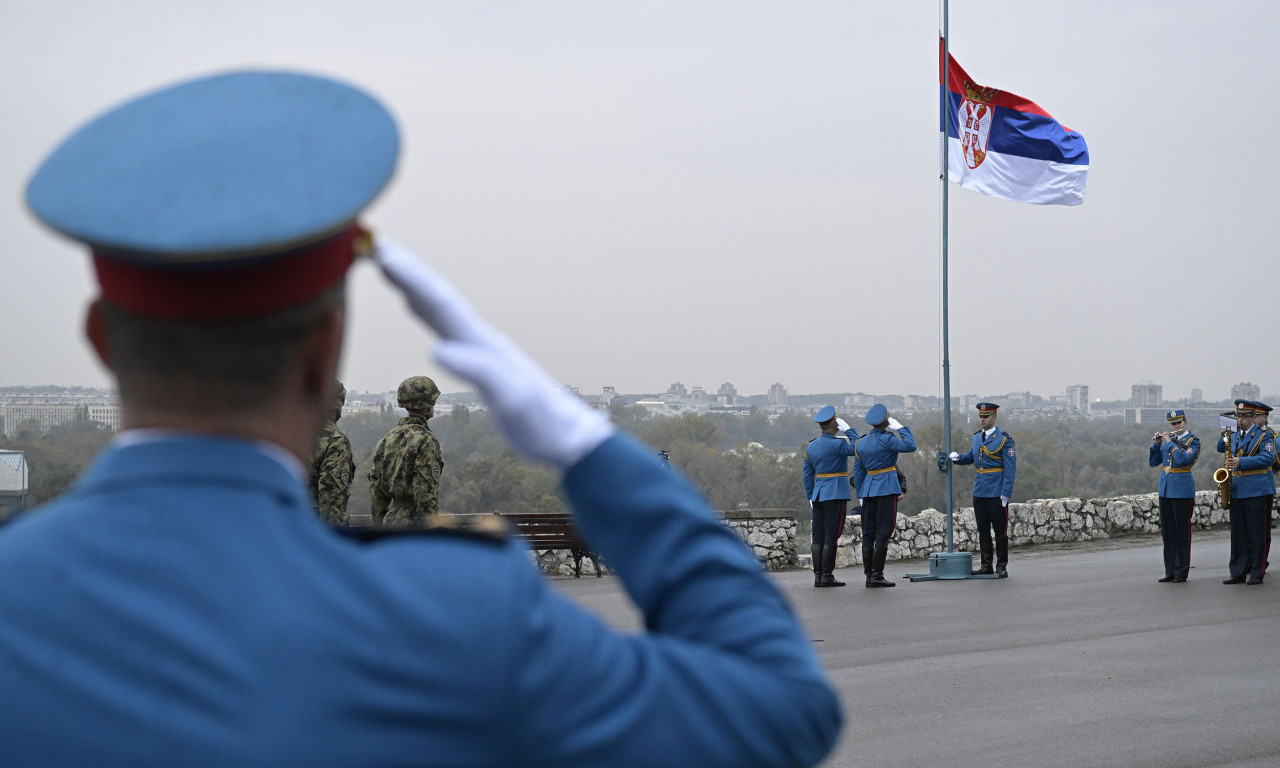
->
[819, 544, 845, 587]
[867, 546, 895, 588]
[862, 545, 875, 587]
[812, 544, 823, 587]
[971, 557, 994, 576]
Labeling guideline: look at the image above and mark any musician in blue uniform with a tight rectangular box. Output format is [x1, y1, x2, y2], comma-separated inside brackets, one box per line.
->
[951, 402, 1017, 577]
[1217, 400, 1275, 585]
[802, 406, 859, 587]
[0, 71, 841, 767]
[1149, 409, 1199, 582]
[852, 404, 916, 588]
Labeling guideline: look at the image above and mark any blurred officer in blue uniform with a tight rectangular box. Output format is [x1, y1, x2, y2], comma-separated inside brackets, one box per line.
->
[802, 406, 859, 588]
[852, 404, 916, 588]
[1149, 409, 1199, 582]
[950, 402, 1017, 577]
[1217, 400, 1275, 585]
[1, 71, 841, 767]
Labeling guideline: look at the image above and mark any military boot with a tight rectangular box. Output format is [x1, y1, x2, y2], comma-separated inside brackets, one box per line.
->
[867, 546, 895, 588]
[812, 544, 823, 587]
[819, 544, 845, 587]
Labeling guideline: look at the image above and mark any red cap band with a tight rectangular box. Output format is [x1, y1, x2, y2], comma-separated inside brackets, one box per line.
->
[93, 224, 368, 319]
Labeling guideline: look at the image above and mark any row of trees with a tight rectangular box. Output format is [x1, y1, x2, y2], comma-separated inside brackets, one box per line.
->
[2, 406, 1234, 522]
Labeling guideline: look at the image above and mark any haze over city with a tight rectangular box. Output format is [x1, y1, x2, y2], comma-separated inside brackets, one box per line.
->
[3, 1, 1276, 403]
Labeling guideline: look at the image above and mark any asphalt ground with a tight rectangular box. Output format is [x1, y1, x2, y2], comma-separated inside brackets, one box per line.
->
[551, 529, 1280, 768]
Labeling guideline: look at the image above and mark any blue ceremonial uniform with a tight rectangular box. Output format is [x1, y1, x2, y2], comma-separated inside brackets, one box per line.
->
[0, 433, 841, 767]
[954, 425, 1017, 573]
[803, 425, 859, 588]
[852, 420, 916, 586]
[954, 429, 1017, 499]
[803, 429, 859, 502]
[1150, 431, 1199, 499]
[851, 427, 916, 500]
[1217, 423, 1275, 581]
[1150, 421, 1199, 581]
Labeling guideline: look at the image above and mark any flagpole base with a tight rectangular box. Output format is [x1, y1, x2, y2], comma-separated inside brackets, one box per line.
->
[905, 551, 999, 582]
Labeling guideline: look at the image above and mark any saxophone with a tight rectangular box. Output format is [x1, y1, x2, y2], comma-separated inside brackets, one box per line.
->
[1213, 428, 1234, 509]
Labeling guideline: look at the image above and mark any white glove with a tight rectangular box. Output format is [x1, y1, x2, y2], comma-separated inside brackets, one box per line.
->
[835, 418, 851, 432]
[858, 499, 865, 507]
[377, 237, 614, 471]
[949, 451, 960, 462]
[1000, 496, 1009, 506]
[887, 417, 903, 431]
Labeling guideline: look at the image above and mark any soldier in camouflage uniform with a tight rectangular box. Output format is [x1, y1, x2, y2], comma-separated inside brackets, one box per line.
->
[369, 376, 444, 525]
[310, 381, 355, 525]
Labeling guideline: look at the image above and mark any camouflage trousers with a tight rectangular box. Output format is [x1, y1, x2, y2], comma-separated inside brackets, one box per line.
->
[382, 500, 436, 527]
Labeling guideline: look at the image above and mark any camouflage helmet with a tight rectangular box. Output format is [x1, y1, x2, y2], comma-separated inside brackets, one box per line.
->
[397, 375, 440, 408]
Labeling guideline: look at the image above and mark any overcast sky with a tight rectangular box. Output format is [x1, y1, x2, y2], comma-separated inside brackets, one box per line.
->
[3, 1, 1276, 403]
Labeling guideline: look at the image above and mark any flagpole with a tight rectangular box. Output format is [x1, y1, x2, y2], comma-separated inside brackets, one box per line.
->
[908, 0, 987, 580]
[941, 1, 954, 552]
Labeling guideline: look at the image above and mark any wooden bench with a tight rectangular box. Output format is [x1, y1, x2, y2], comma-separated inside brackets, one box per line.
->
[500, 512, 603, 578]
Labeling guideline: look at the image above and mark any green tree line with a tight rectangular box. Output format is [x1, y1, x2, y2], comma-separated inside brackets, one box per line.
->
[1, 407, 1232, 521]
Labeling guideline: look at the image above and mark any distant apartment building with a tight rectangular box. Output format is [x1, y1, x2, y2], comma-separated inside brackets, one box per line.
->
[1231, 382, 1260, 402]
[1190, 388, 1203, 403]
[717, 382, 737, 405]
[667, 382, 687, 399]
[844, 393, 874, 410]
[2, 396, 121, 437]
[1126, 406, 1223, 431]
[767, 383, 787, 407]
[1131, 382, 1162, 407]
[1003, 391, 1034, 409]
[1065, 384, 1090, 415]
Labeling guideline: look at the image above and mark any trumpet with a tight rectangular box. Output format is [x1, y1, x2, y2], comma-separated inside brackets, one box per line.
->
[1213, 428, 1234, 509]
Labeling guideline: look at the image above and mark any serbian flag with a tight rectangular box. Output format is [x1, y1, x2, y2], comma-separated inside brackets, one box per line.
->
[941, 41, 1089, 206]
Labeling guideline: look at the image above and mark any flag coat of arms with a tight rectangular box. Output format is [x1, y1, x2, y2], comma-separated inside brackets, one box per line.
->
[940, 40, 1089, 206]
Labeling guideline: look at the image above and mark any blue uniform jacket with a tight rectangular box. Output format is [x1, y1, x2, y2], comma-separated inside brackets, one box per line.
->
[803, 429, 859, 502]
[0, 433, 840, 767]
[1148, 431, 1199, 498]
[954, 429, 1017, 499]
[1217, 425, 1278, 499]
[851, 426, 916, 498]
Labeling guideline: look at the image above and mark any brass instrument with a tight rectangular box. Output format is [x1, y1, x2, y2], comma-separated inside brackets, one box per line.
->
[1213, 428, 1234, 509]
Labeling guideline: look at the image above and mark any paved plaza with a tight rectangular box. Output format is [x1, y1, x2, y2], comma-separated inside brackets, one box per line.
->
[552, 530, 1280, 768]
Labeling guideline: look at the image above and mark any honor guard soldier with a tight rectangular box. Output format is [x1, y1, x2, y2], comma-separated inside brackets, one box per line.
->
[1217, 400, 1275, 584]
[3, 70, 840, 766]
[852, 404, 917, 588]
[1149, 409, 1199, 582]
[310, 380, 355, 525]
[950, 402, 1017, 577]
[368, 375, 444, 525]
[802, 406, 860, 587]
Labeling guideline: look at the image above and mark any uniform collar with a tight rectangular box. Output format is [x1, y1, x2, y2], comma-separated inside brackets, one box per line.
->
[83, 432, 310, 506]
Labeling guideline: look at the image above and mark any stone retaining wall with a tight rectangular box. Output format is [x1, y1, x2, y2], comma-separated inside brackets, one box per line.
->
[531, 491, 1274, 575]
[834, 490, 1264, 568]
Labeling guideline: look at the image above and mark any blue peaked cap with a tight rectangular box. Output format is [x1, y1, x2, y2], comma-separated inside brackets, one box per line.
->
[26, 70, 399, 261]
[865, 404, 888, 426]
[813, 406, 836, 424]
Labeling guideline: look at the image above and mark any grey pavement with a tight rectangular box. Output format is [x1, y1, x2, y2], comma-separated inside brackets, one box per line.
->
[551, 530, 1280, 768]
